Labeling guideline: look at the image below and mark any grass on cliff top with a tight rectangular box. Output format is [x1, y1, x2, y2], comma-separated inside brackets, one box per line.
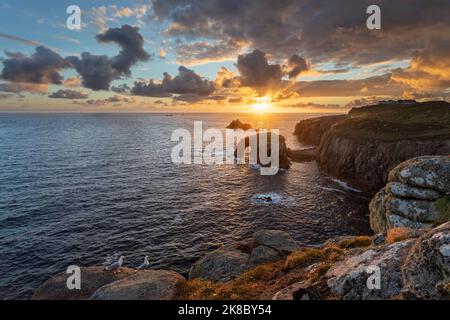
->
[332, 102, 450, 141]
[175, 237, 372, 300]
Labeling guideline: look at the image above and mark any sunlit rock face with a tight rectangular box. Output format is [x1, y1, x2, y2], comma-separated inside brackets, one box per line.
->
[316, 102, 450, 193]
[370, 156, 450, 233]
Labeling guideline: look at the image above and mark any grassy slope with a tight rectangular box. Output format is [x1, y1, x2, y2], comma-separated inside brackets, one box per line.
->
[330, 102, 450, 141]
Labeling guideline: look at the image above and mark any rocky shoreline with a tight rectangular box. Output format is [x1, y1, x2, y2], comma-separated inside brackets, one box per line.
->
[32, 155, 450, 300]
[32, 102, 450, 300]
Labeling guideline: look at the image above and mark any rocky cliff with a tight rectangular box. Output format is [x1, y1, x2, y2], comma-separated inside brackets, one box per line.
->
[294, 115, 349, 145]
[316, 101, 450, 192]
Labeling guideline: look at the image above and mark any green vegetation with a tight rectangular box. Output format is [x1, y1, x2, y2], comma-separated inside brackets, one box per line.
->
[436, 196, 450, 222]
[334, 102, 450, 141]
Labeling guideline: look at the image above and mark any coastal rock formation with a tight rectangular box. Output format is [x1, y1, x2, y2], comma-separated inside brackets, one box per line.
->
[32, 266, 136, 300]
[90, 270, 185, 300]
[402, 222, 450, 299]
[294, 115, 349, 145]
[325, 240, 415, 299]
[286, 147, 316, 162]
[317, 101, 450, 192]
[234, 132, 291, 170]
[189, 230, 299, 282]
[226, 119, 251, 130]
[370, 156, 450, 233]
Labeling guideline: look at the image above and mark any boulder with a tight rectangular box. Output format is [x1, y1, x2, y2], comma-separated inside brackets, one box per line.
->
[248, 245, 281, 266]
[90, 270, 185, 300]
[402, 222, 450, 299]
[370, 156, 450, 233]
[32, 266, 135, 300]
[253, 230, 300, 254]
[189, 248, 249, 282]
[326, 240, 415, 299]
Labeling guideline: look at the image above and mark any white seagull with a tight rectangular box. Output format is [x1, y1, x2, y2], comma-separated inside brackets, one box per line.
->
[106, 256, 125, 273]
[136, 256, 150, 271]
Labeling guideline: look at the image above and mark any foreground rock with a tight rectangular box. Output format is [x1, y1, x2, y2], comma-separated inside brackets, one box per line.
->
[294, 115, 349, 145]
[317, 101, 450, 192]
[226, 119, 251, 130]
[189, 230, 299, 282]
[90, 270, 184, 300]
[234, 133, 291, 170]
[272, 222, 450, 300]
[370, 156, 450, 233]
[32, 266, 135, 300]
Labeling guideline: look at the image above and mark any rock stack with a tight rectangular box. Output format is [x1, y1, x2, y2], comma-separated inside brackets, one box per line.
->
[369, 156, 450, 233]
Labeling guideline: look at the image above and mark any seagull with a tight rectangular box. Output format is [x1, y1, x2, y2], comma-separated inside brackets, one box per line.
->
[136, 256, 150, 271]
[105, 256, 125, 273]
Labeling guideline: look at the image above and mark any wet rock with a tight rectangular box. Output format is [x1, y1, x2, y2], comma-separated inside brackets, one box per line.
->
[189, 248, 249, 282]
[90, 270, 185, 300]
[402, 222, 450, 299]
[326, 240, 415, 299]
[32, 266, 135, 300]
[253, 230, 299, 254]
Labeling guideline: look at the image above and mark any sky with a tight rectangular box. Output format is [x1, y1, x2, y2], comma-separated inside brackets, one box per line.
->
[0, 0, 449, 113]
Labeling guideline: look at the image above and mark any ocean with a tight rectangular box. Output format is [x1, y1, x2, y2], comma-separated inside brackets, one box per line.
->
[0, 113, 371, 299]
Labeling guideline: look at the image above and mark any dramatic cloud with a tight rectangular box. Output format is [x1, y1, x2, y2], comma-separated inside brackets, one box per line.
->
[96, 25, 150, 75]
[63, 77, 81, 88]
[1, 46, 70, 84]
[286, 54, 308, 79]
[66, 25, 150, 91]
[236, 50, 283, 88]
[131, 66, 215, 97]
[0, 32, 42, 46]
[112, 83, 131, 94]
[85, 95, 136, 106]
[49, 89, 88, 99]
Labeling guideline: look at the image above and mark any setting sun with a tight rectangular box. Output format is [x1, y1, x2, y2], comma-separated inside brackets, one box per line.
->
[252, 96, 272, 112]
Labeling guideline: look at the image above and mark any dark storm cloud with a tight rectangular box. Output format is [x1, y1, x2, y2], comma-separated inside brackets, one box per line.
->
[286, 54, 308, 79]
[131, 66, 215, 97]
[1, 46, 70, 84]
[152, 0, 450, 67]
[48, 89, 88, 99]
[96, 25, 150, 75]
[236, 50, 283, 87]
[111, 83, 132, 94]
[66, 25, 150, 91]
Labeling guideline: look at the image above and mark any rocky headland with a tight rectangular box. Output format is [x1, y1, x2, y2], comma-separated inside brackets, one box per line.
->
[295, 101, 450, 193]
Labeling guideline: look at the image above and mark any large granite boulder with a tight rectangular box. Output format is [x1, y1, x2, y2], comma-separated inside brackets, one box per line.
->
[90, 270, 185, 300]
[325, 240, 415, 299]
[370, 156, 450, 233]
[253, 230, 299, 254]
[32, 266, 135, 300]
[402, 222, 450, 299]
[189, 230, 299, 282]
[189, 248, 250, 282]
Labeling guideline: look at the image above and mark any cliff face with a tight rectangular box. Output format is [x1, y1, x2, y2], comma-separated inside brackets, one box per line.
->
[316, 102, 450, 193]
[318, 133, 450, 192]
[294, 115, 349, 145]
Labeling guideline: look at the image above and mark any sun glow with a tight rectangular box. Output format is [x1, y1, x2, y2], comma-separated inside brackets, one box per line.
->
[252, 96, 272, 112]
